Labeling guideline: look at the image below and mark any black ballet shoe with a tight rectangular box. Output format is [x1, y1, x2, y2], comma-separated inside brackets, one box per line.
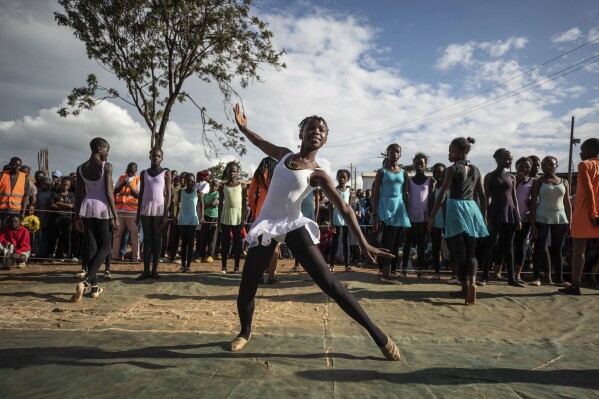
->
[136, 271, 151, 281]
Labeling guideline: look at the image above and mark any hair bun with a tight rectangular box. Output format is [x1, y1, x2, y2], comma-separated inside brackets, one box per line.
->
[466, 137, 476, 145]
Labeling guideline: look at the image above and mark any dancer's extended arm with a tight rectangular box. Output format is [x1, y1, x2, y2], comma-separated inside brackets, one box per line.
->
[311, 170, 393, 262]
[233, 103, 290, 160]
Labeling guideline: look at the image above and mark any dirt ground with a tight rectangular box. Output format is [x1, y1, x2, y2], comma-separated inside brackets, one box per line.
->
[1, 259, 598, 398]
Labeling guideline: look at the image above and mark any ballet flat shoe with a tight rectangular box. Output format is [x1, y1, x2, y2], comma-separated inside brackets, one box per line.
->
[231, 334, 251, 352]
[380, 336, 401, 361]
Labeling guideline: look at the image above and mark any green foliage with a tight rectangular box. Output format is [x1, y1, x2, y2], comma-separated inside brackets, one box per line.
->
[207, 161, 249, 180]
[55, 0, 285, 154]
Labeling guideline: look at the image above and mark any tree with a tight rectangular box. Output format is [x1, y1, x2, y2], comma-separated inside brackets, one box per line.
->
[207, 161, 249, 180]
[55, 0, 285, 154]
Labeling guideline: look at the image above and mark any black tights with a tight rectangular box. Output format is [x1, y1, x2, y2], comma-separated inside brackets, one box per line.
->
[236, 227, 387, 347]
[533, 222, 567, 282]
[179, 225, 196, 269]
[141, 216, 162, 273]
[482, 223, 516, 281]
[514, 222, 531, 266]
[402, 222, 427, 272]
[330, 225, 349, 267]
[447, 232, 478, 282]
[381, 223, 403, 271]
[221, 224, 241, 271]
[431, 227, 443, 274]
[82, 218, 112, 285]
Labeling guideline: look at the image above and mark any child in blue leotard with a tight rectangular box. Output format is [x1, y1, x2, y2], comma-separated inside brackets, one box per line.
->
[372, 144, 411, 284]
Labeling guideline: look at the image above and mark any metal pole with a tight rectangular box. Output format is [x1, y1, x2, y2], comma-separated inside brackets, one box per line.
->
[567, 116, 575, 192]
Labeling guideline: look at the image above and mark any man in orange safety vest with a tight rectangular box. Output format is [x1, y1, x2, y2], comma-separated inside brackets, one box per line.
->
[112, 162, 141, 261]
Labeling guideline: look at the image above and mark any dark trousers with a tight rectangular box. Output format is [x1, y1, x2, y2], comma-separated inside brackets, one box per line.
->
[141, 216, 162, 273]
[221, 224, 242, 271]
[48, 215, 73, 258]
[179, 225, 196, 269]
[402, 222, 427, 272]
[197, 216, 218, 258]
[330, 225, 349, 267]
[236, 227, 387, 347]
[447, 232, 478, 281]
[82, 218, 112, 285]
[381, 223, 404, 271]
[514, 222, 531, 265]
[431, 227, 444, 274]
[482, 223, 516, 281]
[533, 223, 567, 283]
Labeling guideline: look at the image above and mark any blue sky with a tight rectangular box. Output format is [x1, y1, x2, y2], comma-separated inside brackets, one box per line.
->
[1, 0, 598, 183]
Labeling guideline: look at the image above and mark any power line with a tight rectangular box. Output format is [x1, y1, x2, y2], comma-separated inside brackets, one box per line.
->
[328, 36, 599, 147]
[327, 54, 599, 148]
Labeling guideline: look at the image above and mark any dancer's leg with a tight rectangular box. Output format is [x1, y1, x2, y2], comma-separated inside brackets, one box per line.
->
[82, 218, 111, 285]
[498, 223, 516, 282]
[549, 224, 567, 283]
[221, 225, 232, 271]
[236, 238, 278, 339]
[286, 227, 387, 347]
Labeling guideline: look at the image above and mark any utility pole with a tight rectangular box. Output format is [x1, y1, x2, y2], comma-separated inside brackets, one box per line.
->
[567, 116, 580, 194]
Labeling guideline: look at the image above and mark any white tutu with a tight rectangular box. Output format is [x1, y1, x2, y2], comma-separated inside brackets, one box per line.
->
[245, 215, 320, 247]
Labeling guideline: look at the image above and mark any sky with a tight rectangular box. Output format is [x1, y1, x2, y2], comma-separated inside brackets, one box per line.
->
[1, 0, 598, 187]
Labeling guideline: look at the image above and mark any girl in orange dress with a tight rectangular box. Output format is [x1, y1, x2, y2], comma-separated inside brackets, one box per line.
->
[560, 138, 599, 295]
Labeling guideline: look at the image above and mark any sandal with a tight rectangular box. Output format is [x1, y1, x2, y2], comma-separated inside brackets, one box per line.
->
[379, 336, 401, 361]
[231, 334, 251, 352]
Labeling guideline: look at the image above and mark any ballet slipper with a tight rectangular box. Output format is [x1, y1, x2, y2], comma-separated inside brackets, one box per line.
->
[90, 285, 104, 299]
[70, 282, 85, 303]
[230, 334, 251, 352]
[465, 284, 476, 305]
[379, 336, 401, 361]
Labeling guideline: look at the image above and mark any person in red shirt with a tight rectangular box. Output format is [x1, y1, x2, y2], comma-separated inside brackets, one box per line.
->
[0, 214, 31, 268]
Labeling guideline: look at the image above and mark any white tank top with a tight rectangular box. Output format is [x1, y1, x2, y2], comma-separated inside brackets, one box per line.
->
[245, 152, 321, 247]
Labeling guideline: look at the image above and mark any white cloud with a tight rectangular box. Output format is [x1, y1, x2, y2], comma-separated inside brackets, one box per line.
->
[436, 37, 527, 71]
[589, 26, 599, 41]
[1, 4, 598, 185]
[551, 27, 582, 43]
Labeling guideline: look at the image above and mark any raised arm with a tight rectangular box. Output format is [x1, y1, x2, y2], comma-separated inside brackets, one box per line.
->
[234, 103, 290, 160]
[310, 170, 393, 262]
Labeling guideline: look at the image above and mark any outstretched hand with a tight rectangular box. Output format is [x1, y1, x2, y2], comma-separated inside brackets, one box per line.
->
[362, 244, 394, 264]
[233, 103, 247, 130]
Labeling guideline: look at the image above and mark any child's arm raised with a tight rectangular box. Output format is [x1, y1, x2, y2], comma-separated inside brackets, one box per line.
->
[310, 170, 393, 263]
[234, 103, 290, 160]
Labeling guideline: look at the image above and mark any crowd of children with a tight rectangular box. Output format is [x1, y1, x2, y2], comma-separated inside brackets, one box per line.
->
[3, 136, 599, 304]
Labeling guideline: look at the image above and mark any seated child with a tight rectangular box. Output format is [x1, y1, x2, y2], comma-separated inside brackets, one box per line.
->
[0, 215, 31, 268]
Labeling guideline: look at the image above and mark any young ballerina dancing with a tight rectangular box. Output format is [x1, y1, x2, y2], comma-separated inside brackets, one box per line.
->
[135, 148, 172, 280]
[372, 144, 411, 283]
[230, 103, 399, 360]
[480, 148, 524, 287]
[561, 138, 599, 295]
[427, 137, 488, 305]
[402, 153, 435, 278]
[71, 137, 119, 302]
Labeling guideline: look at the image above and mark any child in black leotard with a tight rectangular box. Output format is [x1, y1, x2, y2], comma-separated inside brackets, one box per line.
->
[231, 103, 399, 360]
[428, 137, 488, 305]
[480, 148, 524, 288]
